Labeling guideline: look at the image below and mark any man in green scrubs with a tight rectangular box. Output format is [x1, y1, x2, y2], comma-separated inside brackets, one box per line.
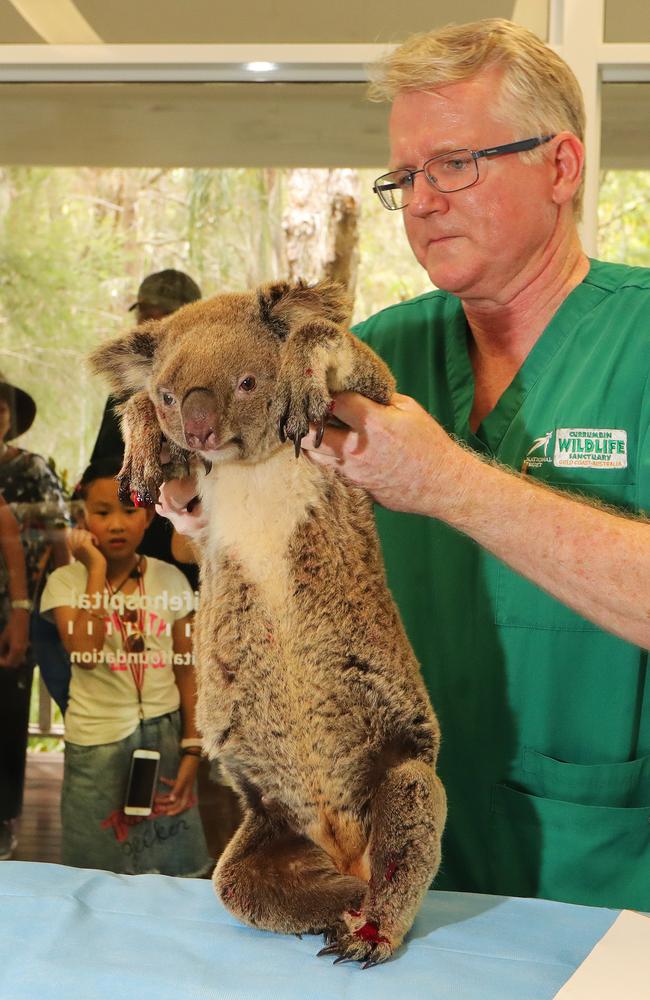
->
[302, 20, 650, 910]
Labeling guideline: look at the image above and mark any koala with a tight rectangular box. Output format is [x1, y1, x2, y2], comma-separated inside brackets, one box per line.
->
[90, 280, 446, 968]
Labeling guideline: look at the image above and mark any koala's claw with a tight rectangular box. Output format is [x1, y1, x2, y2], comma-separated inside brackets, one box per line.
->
[117, 476, 133, 506]
[274, 370, 331, 456]
[314, 415, 326, 449]
[317, 921, 393, 969]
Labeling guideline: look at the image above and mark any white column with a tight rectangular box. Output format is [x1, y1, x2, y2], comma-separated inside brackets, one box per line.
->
[550, 0, 604, 256]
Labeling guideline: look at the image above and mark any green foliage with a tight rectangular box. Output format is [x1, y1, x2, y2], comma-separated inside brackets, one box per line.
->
[0, 165, 647, 490]
[355, 169, 432, 324]
[0, 167, 132, 483]
[598, 170, 650, 266]
[28, 668, 64, 752]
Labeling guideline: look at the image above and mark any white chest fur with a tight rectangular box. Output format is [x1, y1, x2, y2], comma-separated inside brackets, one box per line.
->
[200, 447, 323, 611]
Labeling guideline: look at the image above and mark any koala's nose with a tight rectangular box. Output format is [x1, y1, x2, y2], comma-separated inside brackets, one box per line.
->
[182, 388, 219, 451]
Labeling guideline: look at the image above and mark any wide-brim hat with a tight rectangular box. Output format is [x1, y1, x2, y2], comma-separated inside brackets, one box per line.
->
[0, 375, 36, 439]
[128, 269, 201, 315]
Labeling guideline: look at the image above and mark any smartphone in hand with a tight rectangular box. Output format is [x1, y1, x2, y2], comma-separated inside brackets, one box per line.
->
[124, 749, 160, 816]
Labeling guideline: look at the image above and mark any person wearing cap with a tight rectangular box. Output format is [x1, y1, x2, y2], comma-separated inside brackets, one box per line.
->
[92, 270, 202, 461]
[128, 269, 202, 321]
[0, 374, 68, 860]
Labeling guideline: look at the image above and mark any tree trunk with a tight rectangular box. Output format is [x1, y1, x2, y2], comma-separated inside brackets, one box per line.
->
[283, 169, 360, 319]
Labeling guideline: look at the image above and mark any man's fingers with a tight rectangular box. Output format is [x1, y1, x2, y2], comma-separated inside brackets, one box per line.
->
[301, 422, 352, 459]
[323, 390, 381, 429]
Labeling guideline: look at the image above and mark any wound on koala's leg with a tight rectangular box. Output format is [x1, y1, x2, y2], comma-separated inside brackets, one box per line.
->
[385, 861, 398, 882]
[355, 922, 389, 945]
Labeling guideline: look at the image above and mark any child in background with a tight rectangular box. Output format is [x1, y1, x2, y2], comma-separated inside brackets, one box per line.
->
[40, 457, 210, 876]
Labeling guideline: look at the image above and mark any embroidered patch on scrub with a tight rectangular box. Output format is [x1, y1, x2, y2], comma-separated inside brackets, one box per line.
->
[553, 428, 628, 469]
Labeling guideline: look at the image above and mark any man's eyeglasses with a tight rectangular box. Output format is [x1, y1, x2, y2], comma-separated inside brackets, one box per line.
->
[373, 134, 556, 211]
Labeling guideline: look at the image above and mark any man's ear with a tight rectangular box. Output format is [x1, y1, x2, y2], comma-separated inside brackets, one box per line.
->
[89, 320, 166, 395]
[258, 279, 351, 339]
[550, 132, 584, 208]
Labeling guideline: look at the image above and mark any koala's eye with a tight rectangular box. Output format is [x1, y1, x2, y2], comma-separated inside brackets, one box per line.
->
[239, 376, 256, 392]
[161, 391, 176, 406]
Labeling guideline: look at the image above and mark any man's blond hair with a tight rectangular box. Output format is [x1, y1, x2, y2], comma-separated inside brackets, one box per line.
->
[369, 19, 585, 217]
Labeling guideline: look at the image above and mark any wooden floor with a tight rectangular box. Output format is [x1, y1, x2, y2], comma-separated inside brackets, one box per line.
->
[14, 751, 63, 864]
[12, 751, 241, 868]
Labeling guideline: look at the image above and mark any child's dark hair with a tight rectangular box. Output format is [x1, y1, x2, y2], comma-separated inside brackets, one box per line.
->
[74, 456, 125, 501]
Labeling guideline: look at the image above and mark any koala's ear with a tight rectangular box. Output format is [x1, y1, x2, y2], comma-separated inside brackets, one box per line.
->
[89, 321, 164, 394]
[258, 279, 351, 339]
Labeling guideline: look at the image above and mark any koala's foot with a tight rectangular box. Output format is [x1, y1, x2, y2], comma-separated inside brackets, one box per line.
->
[319, 758, 446, 969]
[318, 911, 395, 968]
[214, 810, 366, 936]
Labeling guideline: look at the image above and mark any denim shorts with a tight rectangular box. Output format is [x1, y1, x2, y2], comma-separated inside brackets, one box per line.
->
[62, 711, 211, 876]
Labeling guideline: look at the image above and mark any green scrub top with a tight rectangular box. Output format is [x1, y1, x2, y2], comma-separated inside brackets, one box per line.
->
[354, 259, 650, 910]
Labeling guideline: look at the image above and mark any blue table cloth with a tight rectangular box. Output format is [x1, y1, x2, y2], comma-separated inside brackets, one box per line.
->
[0, 862, 618, 999]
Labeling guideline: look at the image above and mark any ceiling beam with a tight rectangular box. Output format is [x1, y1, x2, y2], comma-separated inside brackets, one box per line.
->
[8, 0, 102, 45]
[0, 43, 386, 82]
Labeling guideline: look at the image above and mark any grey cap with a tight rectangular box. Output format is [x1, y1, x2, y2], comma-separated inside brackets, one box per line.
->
[128, 269, 201, 314]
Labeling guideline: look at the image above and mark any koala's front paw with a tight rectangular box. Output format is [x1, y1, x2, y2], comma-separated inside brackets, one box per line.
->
[118, 444, 164, 508]
[274, 368, 332, 458]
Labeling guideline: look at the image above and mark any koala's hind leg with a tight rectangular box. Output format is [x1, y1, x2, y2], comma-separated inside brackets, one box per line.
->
[319, 760, 446, 967]
[213, 809, 367, 936]
[275, 324, 395, 453]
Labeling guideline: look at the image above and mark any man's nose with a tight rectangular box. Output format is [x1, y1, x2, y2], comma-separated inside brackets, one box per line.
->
[408, 172, 449, 217]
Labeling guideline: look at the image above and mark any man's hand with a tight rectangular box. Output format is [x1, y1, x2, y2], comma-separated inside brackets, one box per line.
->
[301, 391, 468, 516]
[302, 392, 650, 649]
[155, 478, 207, 539]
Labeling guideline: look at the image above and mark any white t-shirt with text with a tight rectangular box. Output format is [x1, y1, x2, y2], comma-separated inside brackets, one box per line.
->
[40, 556, 197, 746]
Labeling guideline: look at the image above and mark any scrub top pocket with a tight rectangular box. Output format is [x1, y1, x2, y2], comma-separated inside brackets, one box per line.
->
[489, 749, 650, 909]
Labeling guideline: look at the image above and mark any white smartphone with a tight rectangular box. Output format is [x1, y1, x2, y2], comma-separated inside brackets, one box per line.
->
[124, 749, 161, 816]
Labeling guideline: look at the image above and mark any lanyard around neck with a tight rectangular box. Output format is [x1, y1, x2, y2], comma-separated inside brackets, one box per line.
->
[105, 570, 146, 702]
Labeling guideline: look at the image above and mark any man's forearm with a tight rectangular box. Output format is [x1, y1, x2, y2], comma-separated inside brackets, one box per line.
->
[434, 447, 650, 649]
[302, 392, 649, 649]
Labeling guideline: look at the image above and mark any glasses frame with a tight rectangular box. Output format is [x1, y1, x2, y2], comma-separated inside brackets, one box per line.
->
[373, 134, 556, 210]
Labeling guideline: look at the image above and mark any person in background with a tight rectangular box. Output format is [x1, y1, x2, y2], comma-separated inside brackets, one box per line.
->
[40, 457, 209, 876]
[0, 374, 68, 860]
[0, 496, 30, 859]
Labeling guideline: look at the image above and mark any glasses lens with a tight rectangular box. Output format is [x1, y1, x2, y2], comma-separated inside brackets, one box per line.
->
[373, 169, 413, 211]
[425, 150, 478, 193]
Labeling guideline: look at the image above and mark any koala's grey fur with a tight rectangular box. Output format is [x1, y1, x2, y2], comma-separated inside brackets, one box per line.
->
[90, 280, 446, 967]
